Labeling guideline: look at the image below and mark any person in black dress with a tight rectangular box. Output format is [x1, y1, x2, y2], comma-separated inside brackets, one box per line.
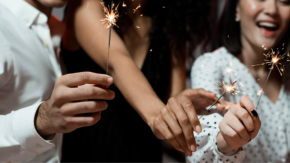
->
[61, 0, 220, 162]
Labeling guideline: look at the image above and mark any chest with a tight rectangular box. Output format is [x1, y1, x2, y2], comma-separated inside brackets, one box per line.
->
[0, 22, 58, 112]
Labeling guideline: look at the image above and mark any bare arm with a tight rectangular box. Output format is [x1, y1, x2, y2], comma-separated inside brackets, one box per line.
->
[65, 0, 164, 126]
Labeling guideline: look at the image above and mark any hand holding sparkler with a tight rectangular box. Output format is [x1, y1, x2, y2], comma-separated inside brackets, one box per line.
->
[151, 89, 224, 156]
[100, 1, 119, 74]
[217, 96, 260, 154]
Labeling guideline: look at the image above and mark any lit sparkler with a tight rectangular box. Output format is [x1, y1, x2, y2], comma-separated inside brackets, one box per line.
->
[122, 1, 126, 7]
[133, 4, 141, 13]
[101, 1, 119, 74]
[253, 49, 288, 109]
[199, 80, 238, 120]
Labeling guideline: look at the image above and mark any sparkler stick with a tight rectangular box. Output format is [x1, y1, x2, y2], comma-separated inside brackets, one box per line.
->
[101, 1, 119, 74]
[255, 64, 273, 109]
[107, 24, 112, 74]
[199, 80, 238, 120]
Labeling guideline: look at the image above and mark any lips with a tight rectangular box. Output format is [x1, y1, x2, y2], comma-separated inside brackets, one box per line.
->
[257, 21, 279, 37]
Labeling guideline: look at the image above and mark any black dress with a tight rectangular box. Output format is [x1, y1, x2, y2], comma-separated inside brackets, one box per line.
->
[61, 36, 171, 162]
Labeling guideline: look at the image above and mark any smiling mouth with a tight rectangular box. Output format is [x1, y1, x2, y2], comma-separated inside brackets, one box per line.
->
[257, 22, 279, 31]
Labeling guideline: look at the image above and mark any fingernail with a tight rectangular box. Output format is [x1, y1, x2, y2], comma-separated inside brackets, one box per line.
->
[248, 139, 251, 142]
[195, 125, 202, 133]
[107, 77, 113, 83]
[190, 145, 196, 152]
[251, 109, 258, 117]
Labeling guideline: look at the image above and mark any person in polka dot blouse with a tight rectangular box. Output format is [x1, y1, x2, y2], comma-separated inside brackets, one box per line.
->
[187, 0, 290, 162]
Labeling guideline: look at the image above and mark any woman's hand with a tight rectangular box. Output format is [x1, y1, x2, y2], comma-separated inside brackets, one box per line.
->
[217, 96, 261, 153]
[151, 89, 224, 156]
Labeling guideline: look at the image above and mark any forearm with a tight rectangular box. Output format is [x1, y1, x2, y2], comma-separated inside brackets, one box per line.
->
[110, 54, 165, 126]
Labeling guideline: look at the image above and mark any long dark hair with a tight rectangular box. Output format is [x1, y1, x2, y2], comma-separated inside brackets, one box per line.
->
[104, 0, 215, 60]
[217, 0, 290, 56]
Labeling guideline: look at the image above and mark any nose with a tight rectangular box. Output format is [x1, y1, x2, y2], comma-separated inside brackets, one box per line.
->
[263, 0, 278, 16]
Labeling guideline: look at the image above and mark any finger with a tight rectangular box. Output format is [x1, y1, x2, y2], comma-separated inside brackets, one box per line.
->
[231, 105, 255, 133]
[225, 111, 251, 142]
[239, 96, 258, 118]
[169, 97, 197, 152]
[250, 114, 261, 139]
[69, 112, 101, 129]
[61, 101, 108, 115]
[66, 86, 115, 102]
[161, 107, 192, 156]
[59, 72, 114, 87]
[197, 89, 217, 98]
[154, 115, 183, 152]
[220, 121, 247, 145]
[177, 96, 202, 134]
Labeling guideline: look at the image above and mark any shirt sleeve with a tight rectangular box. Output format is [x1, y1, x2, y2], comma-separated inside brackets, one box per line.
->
[0, 33, 55, 162]
[187, 53, 245, 162]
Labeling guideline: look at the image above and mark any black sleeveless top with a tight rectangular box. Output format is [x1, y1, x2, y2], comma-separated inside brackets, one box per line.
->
[61, 37, 171, 162]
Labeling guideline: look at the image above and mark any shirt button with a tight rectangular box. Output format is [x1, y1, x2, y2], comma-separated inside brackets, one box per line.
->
[36, 143, 43, 148]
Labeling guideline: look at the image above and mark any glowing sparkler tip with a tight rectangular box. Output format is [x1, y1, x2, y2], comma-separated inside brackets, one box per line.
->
[101, 1, 120, 29]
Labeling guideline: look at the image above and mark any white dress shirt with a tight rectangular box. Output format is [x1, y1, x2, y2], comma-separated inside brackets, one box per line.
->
[187, 47, 290, 162]
[0, 0, 63, 162]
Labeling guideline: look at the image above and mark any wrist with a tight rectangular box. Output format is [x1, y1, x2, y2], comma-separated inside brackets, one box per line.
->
[35, 102, 55, 140]
[217, 132, 238, 154]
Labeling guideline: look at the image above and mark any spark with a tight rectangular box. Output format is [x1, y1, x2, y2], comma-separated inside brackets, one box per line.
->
[133, 4, 141, 14]
[253, 48, 289, 109]
[252, 49, 287, 76]
[101, 1, 119, 29]
[199, 80, 239, 120]
[122, 1, 126, 7]
[225, 67, 235, 74]
[100, 1, 120, 74]
[257, 89, 264, 96]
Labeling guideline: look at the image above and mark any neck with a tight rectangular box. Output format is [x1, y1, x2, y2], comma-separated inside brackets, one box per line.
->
[25, 0, 52, 18]
[239, 34, 267, 71]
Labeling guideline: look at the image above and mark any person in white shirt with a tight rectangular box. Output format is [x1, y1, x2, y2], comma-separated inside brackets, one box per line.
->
[188, 0, 290, 162]
[0, 0, 116, 162]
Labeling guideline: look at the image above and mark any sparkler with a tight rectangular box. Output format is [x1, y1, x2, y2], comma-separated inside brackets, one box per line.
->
[133, 4, 141, 13]
[253, 49, 288, 109]
[199, 80, 238, 120]
[101, 1, 119, 74]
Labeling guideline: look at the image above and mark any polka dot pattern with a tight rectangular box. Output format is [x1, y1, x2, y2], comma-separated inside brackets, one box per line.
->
[187, 47, 290, 163]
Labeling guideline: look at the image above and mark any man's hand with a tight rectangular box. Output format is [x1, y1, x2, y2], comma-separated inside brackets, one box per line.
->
[217, 96, 261, 153]
[35, 72, 115, 139]
[151, 89, 223, 156]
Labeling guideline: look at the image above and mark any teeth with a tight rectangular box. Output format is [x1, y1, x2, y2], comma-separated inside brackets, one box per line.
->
[259, 22, 277, 28]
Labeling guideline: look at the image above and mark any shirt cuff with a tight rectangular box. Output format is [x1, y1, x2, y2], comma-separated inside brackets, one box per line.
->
[12, 102, 55, 155]
[212, 130, 245, 162]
